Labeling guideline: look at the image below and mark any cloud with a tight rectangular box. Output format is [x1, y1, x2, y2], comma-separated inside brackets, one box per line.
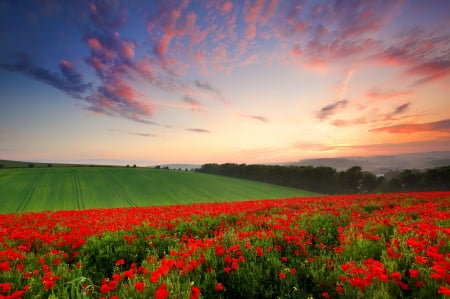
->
[292, 139, 450, 157]
[183, 95, 206, 112]
[129, 132, 156, 137]
[194, 80, 216, 92]
[245, 115, 269, 122]
[370, 119, 450, 134]
[0, 55, 91, 98]
[291, 44, 303, 56]
[384, 103, 410, 120]
[317, 99, 349, 120]
[221, 1, 233, 13]
[187, 128, 211, 133]
[377, 28, 450, 86]
[366, 88, 412, 100]
[331, 117, 366, 127]
[88, 0, 128, 29]
[84, 79, 157, 125]
[243, 0, 264, 40]
[192, 79, 228, 104]
[407, 60, 450, 86]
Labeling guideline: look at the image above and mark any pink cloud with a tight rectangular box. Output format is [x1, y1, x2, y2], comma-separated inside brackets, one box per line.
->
[375, 29, 450, 86]
[367, 88, 412, 100]
[291, 44, 303, 56]
[85, 78, 155, 125]
[154, 33, 175, 60]
[243, 0, 264, 40]
[239, 53, 258, 67]
[331, 117, 366, 127]
[119, 41, 135, 59]
[370, 119, 450, 134]
[245, 24, 257, 40]
[87, 38, 102, 51]
[221, 1, 233, 13]
[260, 0, 279, 25]
[407, 60, 450, 86]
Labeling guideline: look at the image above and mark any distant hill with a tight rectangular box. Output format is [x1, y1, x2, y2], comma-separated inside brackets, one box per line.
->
[0, 159, 110, 168]
[291, 151, 450, 174]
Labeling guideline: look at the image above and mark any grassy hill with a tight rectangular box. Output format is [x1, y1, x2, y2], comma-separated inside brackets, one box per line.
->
[0, 167, 318, 213]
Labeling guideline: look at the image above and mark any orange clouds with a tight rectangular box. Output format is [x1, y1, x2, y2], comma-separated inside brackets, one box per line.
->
[366, 88, 412, 100]
[371, 119, 450, 134]
[87, 38, 102, 51]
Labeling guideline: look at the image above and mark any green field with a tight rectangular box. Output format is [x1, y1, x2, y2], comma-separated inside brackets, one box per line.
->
[0, 167, 318, 213]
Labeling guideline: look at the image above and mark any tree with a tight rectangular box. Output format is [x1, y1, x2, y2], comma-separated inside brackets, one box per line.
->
[360, 171, 378, 193]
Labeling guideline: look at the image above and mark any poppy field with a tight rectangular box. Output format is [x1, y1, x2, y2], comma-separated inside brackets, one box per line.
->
[0, 192, 449, 298]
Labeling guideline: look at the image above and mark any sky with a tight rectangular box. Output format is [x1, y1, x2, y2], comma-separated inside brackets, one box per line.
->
[0, 0, 449, 166]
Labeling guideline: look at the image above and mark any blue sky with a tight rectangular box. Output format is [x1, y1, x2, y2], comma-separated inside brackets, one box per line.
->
[0, 0, 449, 165]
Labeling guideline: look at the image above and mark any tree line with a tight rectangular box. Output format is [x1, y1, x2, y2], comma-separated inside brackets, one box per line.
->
[196, 163, 450, 194]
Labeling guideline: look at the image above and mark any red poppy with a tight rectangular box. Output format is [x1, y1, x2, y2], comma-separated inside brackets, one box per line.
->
[215, 283, 224, 291]
[116, 259, 125, 266]
[135, 281, 145, 292]
[155, 283, 169, 299]
[99, 283, 110, 294]
[190, 286, 201, 299]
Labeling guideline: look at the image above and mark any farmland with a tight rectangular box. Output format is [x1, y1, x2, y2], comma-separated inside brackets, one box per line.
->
[0, 192, 449, 298]
[0, 167, 317, 213]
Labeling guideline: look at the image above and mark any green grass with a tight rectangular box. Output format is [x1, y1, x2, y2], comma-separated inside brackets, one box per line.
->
[0, 167, 318, 213]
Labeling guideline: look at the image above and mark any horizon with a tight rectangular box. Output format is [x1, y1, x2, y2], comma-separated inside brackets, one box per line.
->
[3, 149, 449, 168]
[1, 1, 449, 165]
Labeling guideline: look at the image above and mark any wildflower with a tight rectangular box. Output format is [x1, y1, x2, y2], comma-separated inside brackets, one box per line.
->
[155, 283, 169, 299]
[215, 283, 224, 291]
[0, 283, 11, 293]
[438, 286, 450, 296]
[15, 264, 24, 272]
[279, 272, 286, 279]
[190, 286, 201, 299]
[391, 271, 402, 281]
[409, 269, 419, 279]
[415, 280, 425, 288]
[256, 246, 264, 257]
[116, 259, 125, 266]
[0, 261, 10, 272]
[215, 244, 226, 256]
[135, 281, 145, 292]
[99, 283, 110, 294]
[322, 292, 330, 298]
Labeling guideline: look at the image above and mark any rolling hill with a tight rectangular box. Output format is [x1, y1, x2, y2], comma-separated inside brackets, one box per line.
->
[0, 166, 318, 214]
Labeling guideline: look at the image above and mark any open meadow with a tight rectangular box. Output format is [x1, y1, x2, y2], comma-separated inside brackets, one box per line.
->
[0, 192, 449, 298]
[0, 167, 316, 213]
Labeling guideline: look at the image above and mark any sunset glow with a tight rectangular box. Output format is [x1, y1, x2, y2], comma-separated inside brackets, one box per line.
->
[0, 0, 449, 165]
